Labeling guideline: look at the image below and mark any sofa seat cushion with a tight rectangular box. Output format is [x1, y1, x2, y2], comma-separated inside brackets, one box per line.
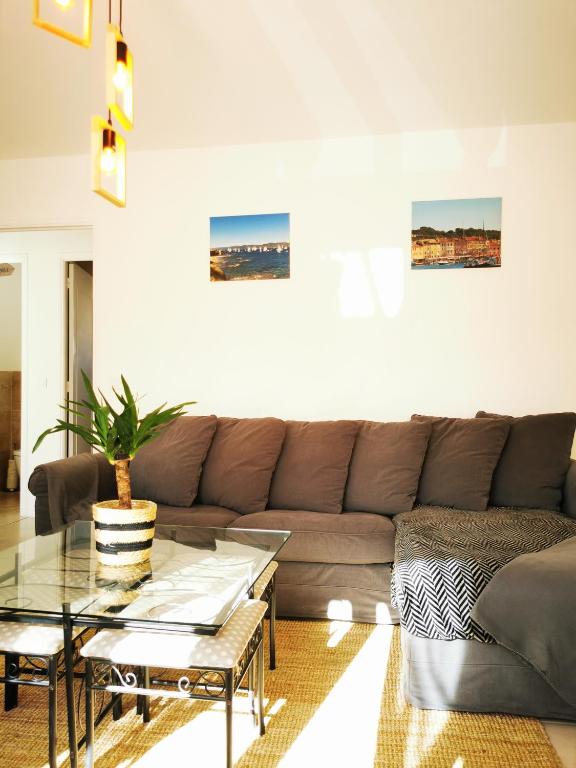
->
[156, 504, 240, 528]
[131, 415, 218, 507]
[268, 420, 360, 514]
[198, 417, 286, 514]
[344, 420, 432, 515]
[476, 411, 576, 511]
[233, 510, 395, 564]
[412, 415, 510, 511]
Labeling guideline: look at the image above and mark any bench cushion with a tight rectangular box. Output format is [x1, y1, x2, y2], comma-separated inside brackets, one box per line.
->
[234, 510, 395, 564]
[80, 599, 267, 669]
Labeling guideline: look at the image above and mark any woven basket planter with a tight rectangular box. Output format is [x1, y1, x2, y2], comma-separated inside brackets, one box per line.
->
[92, 500, 157, 566]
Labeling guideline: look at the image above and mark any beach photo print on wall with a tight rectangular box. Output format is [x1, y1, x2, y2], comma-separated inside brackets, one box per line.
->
[412, 197, 502, 270]
[210, 212, 290, 281]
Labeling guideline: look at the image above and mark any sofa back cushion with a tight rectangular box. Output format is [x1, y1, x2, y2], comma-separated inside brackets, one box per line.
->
[198, 417, 286, 514]
[344, 420, 432, 515]
[476, 411, 576, 510]
[131, 415, 217, 507]
[268, 420, 359, 514]
[412, 415, 510, 511]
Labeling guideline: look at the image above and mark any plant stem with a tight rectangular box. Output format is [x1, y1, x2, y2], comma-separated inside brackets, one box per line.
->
[114, 459, 132, 509]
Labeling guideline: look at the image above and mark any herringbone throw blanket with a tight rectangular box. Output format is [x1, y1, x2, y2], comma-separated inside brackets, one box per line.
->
[392, 507, 576, 641]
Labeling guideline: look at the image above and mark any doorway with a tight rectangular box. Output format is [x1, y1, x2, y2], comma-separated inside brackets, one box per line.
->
[66, 261, 93, 456]
[0, 228, 93, 521]
[0, 262, 22, 525]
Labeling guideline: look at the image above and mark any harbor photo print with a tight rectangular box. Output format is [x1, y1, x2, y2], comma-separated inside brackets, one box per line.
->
[412, 197, 502, 270]
[210, 212, 290, 281]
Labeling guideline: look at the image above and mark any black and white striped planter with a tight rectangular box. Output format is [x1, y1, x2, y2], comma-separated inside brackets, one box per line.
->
[92, 500, 158, 566]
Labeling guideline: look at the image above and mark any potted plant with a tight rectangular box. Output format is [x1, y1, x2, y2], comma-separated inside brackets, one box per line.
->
[34, 371, 195, 566]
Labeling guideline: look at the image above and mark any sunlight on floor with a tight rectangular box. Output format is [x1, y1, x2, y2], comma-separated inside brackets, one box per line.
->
[327, 620, 353, 648]
[277, 625, 393, 767]
[403, 701, 450, 768]
[111, 697, 261, 766]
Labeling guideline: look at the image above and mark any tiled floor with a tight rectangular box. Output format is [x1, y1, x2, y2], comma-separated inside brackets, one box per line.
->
[0, 491, 35, 547]
[0, 490, 574, 765]
[544, 722, 576, 768]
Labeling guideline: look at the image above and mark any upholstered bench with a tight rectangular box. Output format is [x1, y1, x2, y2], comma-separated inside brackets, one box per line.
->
[80, 599, 267, 768]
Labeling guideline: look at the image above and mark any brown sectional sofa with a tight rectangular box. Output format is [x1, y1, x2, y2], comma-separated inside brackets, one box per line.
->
[29, 413, 576, 628]
[29, 410, 576, 720]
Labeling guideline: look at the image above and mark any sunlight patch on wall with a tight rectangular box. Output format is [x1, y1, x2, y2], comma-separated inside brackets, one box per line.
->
[369, 247, 404, 318]
[330, 247, 404, 319]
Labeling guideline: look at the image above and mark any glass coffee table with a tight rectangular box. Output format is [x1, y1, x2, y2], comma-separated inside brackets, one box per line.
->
[0, 520, 290, 767]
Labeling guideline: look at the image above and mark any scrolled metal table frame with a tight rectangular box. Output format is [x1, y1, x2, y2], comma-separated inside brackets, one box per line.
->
[84, 620, 265, 768]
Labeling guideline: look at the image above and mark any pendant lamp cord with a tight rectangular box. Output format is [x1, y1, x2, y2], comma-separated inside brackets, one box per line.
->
[108, 0, 122, 32]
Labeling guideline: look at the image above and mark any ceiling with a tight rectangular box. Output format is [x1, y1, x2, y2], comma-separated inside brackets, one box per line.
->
[1, 0, 576, 159]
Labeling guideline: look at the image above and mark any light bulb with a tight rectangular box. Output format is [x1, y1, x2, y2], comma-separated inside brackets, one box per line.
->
[112, 61, 128, 91]
[55, 0, 74, 8]
[100, 146, 117, 175]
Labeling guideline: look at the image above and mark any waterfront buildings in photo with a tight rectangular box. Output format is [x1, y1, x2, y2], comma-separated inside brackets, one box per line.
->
[210, 212, 290, 281]
[412, 198, 502, 269]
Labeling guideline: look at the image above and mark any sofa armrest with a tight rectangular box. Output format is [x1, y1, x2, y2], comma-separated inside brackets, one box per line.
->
[29, 452, 116, 535]
[562, 460, 576, 520]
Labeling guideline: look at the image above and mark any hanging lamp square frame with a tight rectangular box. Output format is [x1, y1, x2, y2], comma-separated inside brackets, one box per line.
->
[33, 0, 93, 48]
[91, 116, 126, 208]
[106, 24, 134, 131]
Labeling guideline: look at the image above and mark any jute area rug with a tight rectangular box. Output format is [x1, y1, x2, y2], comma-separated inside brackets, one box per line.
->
[1, 621, 562, 768]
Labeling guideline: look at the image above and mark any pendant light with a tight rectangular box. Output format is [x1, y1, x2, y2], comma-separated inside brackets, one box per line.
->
[91, 113, 126, 207]
[92, 1, 132, 207]
[33, 0, 92, 47]
[106, 0, 134, 130]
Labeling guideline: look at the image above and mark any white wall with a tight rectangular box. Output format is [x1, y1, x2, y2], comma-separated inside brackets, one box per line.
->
[0, 122, 575, 422]
[0, 263, 21, 369]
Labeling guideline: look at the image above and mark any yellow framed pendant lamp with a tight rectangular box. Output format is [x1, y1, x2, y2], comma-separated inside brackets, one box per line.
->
[33, 0, 92, 48]
[91, 116, 126, 208]
[106, 23, 134, 131]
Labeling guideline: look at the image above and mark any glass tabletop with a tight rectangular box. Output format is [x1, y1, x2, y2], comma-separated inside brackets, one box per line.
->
[0, 521, 290, 634]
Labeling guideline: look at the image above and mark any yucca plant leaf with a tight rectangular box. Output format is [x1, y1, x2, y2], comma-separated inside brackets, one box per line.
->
[34, 372, 196, 501]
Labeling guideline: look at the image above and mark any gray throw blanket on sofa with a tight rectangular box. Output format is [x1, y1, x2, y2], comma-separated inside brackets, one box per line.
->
[392, 506, 576, 642]
[471, 535, 576, 707]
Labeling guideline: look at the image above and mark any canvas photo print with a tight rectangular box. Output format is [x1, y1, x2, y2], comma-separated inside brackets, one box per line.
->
[412, 197, 502, 269]
[210, 212, 290, 281]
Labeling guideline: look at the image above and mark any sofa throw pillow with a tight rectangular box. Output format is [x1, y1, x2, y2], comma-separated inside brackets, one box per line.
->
[268, 420, 360, 514]
[412, 415, 510, 511]
[130, 415, 217, 507]
[476, 411, 576, 510]
[198, 417, 286, 514]
[344, 420, 432, 515]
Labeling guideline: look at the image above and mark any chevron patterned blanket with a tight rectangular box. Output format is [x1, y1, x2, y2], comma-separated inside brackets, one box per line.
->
[392, 507, 576, 642]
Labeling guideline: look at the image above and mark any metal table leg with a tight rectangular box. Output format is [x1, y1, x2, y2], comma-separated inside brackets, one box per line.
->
[62, 607, 78, 768]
